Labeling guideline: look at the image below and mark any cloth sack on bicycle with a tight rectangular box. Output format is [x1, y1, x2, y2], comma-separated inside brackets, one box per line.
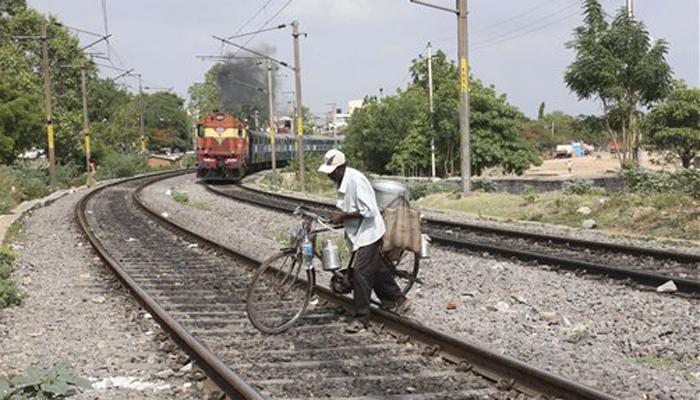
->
[381, 206, 421, 256]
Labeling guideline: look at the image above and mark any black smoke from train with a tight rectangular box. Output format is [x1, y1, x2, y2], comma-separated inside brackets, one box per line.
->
[216, 47, 278, 130]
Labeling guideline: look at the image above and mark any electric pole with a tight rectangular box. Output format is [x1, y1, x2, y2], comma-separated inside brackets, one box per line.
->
[458, 0, 470, 195]
[40, 19, 57, 190]
[137, 74, 146, 153]
[267, 59, 277, 179]
[626, 0, 633, 17]
[427, 42, 436, 179]
[80, 63, 92, 187]
[410, 0, 470, 194]
[292, 20, 306, 192]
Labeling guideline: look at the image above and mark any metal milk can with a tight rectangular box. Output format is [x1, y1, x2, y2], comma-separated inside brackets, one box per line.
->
[322, 239, 342, 271]
[420, 234, 431, 259]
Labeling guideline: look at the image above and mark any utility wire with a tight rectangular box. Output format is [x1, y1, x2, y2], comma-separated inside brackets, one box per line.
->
[233, 0, 294, 57]
[227, 24, 287, 40]
[228, 0, 275, 38]
[474, 0, 569, 34]
[473, 9, 581, 50]
[213, 35, 293, 69]
[106, 41, 126, 68]
[431, 0, 580, 45]
[64, 25, 102, 37]
[472, 0, 581, 47]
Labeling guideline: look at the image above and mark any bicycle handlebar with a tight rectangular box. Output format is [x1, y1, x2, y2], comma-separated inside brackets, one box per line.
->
[293, 205, 327, 223]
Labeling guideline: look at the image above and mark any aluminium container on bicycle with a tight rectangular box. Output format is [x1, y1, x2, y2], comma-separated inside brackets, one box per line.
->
[371, 180, 410, 210]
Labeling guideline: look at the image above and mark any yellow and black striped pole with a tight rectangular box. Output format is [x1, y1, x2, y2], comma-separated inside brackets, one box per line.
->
[40, 19, 57, 189]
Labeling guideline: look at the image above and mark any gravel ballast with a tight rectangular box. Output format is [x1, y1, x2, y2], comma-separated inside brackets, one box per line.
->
[142, 173, 700, 399]
[0, 187, 207, 399]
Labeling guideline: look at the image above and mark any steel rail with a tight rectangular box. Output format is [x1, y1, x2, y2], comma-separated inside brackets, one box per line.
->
[129, 178, 617, 399]
[236, 183, 700, 263]
[75, 171, 266, 400]
[204, 182, 700, 294]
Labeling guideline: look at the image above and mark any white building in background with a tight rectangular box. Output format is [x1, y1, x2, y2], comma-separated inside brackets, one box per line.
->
[323, 100, 365, 135]
[348, 99, 363, 115]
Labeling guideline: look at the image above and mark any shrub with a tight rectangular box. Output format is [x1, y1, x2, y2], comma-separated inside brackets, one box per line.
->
[562, 178, 606, 195]
[56, 162, 85, 188]
[472, 179, 497, 193]
[407, 181, 456, 200]
[0, 245, 20, 309]
[622, 168, 700, 199]
[182, 153, 196, 169]
[0, 245, 15, 270]
[0, 364, 90, 399]
[0, 191, 16, 215]
[11, 163, 49, 201]
[0, 279, 22, 309]
[521, 184, 538, 204]
[95, 152, 150, 180]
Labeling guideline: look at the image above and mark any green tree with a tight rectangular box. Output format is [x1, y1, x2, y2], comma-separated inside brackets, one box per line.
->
[188, 64, 224, 115]
[344, 49, 540, 176]
[565, 0, 672, 167]
[143, 92, 191, 151]
[644, 83, 700, 168]
[538, 102, 546, 120]
[575, 114, 607, 149]
[91, 100, 141, 156]
[0, 70, 42, 163]
[0, 4, 109, 165]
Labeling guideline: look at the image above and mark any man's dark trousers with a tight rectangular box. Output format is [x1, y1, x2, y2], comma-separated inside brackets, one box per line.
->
[351, 239, 403, 321]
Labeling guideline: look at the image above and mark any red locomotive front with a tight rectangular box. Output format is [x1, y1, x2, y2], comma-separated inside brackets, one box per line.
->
[195, 112, 249, 180]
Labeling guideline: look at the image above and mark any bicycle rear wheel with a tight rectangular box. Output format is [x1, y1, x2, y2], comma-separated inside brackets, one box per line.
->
[246, 250, 315, 334]
[385, 250, 420, 295]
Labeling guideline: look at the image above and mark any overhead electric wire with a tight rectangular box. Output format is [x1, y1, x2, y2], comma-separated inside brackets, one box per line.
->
[106, 41, 126, 68]
[64, 25, 102, 37]
[94, 62, 129, 72]
[472, 0, 582, 48]
[213, 35, 293, 69]
[473, 9, 581, 50]
[430, 0, 581, 46]
[232, 0, 294, 57]
[227, 24, 287, 40]
[474, 0, 570, 34]
[227, 0, 275, 39]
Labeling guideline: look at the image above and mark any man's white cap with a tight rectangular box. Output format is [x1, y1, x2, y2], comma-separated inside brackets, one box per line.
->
[318, 149, 346, 174]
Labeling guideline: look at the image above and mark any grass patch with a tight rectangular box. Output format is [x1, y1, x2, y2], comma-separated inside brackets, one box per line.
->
[190, 201, 209, 210]
[416, 190, 700, 241]
[170, 190, 189, 205]
[261, 154, 337, 198]
[633, 356, 675, 369]
[3, 219, 25, 245]
[0, 245, 22, 310]
[169, 189, 210, 211]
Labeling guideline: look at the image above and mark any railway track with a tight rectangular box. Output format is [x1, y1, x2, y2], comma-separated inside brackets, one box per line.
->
[76, 172, 616, 399]
[205, 182, 700, 295]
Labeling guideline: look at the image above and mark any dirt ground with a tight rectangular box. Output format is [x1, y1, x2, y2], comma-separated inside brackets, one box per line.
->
[500, 151, 673, 179]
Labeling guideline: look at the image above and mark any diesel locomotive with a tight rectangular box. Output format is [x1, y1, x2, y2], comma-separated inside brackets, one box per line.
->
[195, 111, 336, 180]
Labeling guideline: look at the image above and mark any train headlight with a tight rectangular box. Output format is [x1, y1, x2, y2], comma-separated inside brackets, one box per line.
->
[203, 157, 215, 163]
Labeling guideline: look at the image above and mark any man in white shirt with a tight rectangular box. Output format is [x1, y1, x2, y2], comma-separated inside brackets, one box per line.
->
[319, 149, 410, 333]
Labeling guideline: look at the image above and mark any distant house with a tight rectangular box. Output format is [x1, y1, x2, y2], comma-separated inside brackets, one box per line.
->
[147, 153, 183, 169]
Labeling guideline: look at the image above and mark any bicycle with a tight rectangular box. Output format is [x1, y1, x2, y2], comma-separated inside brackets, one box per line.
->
[245, 205, 421, 334]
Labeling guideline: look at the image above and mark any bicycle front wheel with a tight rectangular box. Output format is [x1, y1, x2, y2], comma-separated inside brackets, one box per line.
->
[246, 250, 315, 334]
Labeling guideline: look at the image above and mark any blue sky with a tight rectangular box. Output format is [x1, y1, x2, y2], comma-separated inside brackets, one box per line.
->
[29, 0, 699, 118]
